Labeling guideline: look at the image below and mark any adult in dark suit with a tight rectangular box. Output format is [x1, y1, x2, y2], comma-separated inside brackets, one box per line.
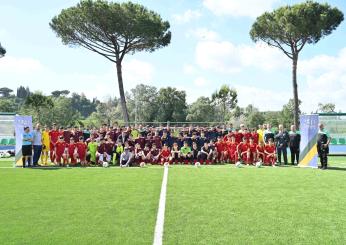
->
[289, 125, 301, 165]
[317, 123, 331, 170]
[274, 124, 289, 165]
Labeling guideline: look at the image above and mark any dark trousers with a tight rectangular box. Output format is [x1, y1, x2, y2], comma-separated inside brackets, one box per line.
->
[277, 147, 288, 164]
[33, 145, 42, 165]
[317, 144, 329, 169]
[318, 151, 328, 168]
[290, 147, 299, 165]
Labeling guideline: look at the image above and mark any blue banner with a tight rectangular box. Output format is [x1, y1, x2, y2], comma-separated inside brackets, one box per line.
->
[299, 115, 319, 168]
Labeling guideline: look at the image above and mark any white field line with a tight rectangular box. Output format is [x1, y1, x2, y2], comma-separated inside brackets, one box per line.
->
[153, 165, 169, 245]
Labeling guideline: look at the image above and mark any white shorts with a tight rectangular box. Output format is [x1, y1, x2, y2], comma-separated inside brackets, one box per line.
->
[98, 153, 111, 162]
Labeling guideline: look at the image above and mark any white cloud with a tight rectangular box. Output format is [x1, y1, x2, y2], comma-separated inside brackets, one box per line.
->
[0, 56, 44, 73]
[0, 56, 155, 102]
[235, 84, 289, 111]
[122, 59, 155, 87]
[195, 40, 287, 74]
[186, 28, 221, 41]
[203, 0, 279, 18]
[193, 77, 211, 87]
[172, 9, 202, 23]
[183, 64, 197, 75]
[299, 48, 346, 112]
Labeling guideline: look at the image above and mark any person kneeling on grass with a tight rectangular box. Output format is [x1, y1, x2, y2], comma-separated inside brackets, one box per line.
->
[248, 137, 257, 166]
[199, 142, 213, 165]
[191, 142, 200, 164]
[120, 147, 133, 167]
[67, 137, 78, 166]
[97, 138, 112, 166]
[237, 137, 249, 165]
[256, 141, 265, 164]
[180, 141, 192, 164]
[76, 136, 88, 167]
[160, 144, 171, 165]
[87, 137, 98, 165]
[55, 136, 68, 167]
[264, 138, 276, 167]
[134, 143, 144, 166]
[112, 141, 124, 165]
[171, 142, 181, 164]
[149, 144, 161, 165]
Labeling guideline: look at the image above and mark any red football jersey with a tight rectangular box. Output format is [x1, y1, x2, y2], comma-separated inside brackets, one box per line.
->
[161, 149, 171, 158]
[249, 143, 257, 153]
[55, 142, 67, 155]
[227, 142, 237, 153]
[76, 142, 87, 155]
[257, 145, 265, 153]
[68, 143, 76, 154]
[215, 141, 225, 152]
[265, 144, 276, 154]
[238, 142, 249, 153]
[49, 130, 60, 144]
[251, 132, 259, 144]
[235, 132, 243, 144]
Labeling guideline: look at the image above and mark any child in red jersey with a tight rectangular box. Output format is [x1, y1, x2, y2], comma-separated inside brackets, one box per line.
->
[234, 129, 243, 144]
[242, 128, 252, 140]
[264, 138, 277, 166]
[215, 137, 227, 163]
[160, 144, 171, 165]
[251, 128, 259, 145]
[237, 137, 249, 165]
[256, 140, 265, 163]
[226, 135, 238, 164]
[247, 137, 257, 165]
[49, 124, 60, 163]
[67, 137, 78, 166]
[171, 142, 181, 164]
[76, 136, 88, 167]
[55, 136, 68, 166]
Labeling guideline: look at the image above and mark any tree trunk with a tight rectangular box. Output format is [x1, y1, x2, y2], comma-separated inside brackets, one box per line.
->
[116, 61, 130, 126]
[292, 54, 299, 128]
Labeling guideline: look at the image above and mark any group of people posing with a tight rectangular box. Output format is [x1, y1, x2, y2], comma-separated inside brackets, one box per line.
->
[21, 123, 302, 168]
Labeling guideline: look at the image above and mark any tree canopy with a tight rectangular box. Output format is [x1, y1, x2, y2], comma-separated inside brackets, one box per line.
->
[0, 42, 6, 58]
[212, 85, 238, 122]
[250, 1, 344, 59]
[250, 1, 343, 127]
[50, 0, 171, 125]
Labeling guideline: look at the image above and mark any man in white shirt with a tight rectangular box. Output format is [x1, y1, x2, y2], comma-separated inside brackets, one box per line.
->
[32, 124, 42, 166]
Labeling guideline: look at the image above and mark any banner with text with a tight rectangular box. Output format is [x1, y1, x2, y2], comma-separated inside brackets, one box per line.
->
[299, 114, 319, 168]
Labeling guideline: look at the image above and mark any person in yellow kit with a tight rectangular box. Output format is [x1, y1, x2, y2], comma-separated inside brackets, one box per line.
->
[257, 124, 264, 144]
[41, 126, 51, 165]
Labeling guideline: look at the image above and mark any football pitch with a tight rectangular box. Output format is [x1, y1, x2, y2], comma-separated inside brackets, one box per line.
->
[1, 158, 346, 245]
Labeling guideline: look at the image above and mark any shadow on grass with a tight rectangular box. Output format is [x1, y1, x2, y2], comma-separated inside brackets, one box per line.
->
[326, 166, 346, 171]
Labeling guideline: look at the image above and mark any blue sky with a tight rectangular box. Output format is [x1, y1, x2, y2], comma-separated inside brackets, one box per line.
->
[1, 0, 346, 112]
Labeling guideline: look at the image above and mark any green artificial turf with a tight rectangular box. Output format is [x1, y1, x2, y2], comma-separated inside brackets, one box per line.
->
[1, 157, 346, 244]
[0, 167, 163, 245]
[164, 165, 346, 245]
